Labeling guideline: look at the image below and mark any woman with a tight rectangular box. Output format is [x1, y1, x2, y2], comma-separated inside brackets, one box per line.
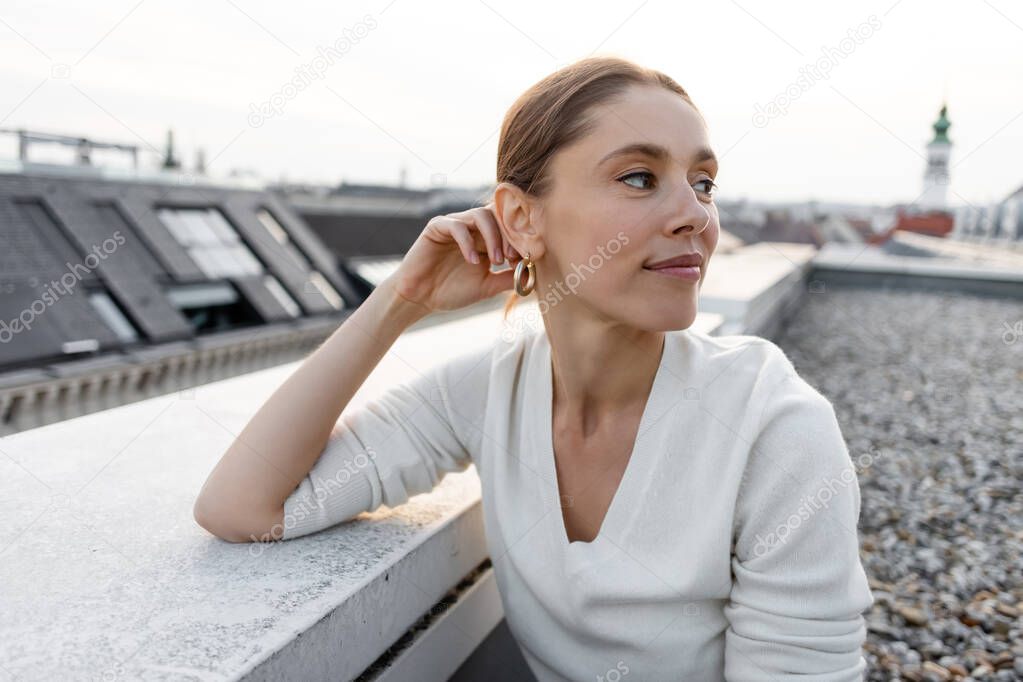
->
[194, 56, 874, 680]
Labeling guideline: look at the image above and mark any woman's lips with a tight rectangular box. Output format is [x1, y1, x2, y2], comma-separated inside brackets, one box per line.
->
[644, 265, 701, 282]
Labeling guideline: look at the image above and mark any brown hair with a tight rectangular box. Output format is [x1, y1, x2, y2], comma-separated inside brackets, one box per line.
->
[487, 55, 699, 319]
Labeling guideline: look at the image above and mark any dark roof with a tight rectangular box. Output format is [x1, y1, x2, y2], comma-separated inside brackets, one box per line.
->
[280, 185, 488, 259]
[333, 181, 433, 200]
[300, 211, 428, 258]
[0, 169, 364, 371]
[893, 210, 954, 237]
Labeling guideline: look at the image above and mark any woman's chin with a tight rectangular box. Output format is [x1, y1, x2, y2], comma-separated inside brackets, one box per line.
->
[630, 306, 700, 332]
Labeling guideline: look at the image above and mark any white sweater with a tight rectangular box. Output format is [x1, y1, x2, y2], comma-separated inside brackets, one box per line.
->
[281, 327, 875, 681]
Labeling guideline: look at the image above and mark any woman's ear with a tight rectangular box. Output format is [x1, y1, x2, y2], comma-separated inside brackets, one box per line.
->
[493, 182, 545, 259]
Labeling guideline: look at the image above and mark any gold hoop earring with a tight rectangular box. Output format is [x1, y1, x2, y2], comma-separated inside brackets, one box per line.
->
[514, 251, 535, 296]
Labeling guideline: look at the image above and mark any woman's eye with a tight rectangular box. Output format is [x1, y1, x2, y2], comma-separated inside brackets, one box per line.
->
[619, 171, 655, 190]
[619, 172, 717, 197]
[694, 178, 718, 197]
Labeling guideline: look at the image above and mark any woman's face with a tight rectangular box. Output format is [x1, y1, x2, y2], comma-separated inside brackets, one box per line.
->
[532, 83, 720, 332]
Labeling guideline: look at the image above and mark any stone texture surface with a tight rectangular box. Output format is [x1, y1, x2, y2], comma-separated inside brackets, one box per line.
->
[774, 285, 1023, 682]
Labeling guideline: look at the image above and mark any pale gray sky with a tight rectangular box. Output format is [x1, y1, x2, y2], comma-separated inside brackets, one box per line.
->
[1, 0, 1021, 206]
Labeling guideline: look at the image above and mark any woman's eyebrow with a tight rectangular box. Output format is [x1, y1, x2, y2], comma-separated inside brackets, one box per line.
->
[598, 142, 718, 168]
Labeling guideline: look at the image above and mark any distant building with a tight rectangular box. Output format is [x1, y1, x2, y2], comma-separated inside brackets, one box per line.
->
[952, 183, 1023, 244]
[891, 208, 954, 238]
[759, 208, 821, 246]
[892, 104, 955, 238]
[161, 129, 181, 170]
[816, 214, 867, 244]
[920, 104, 952, 211]
[714, 199, 888, 248]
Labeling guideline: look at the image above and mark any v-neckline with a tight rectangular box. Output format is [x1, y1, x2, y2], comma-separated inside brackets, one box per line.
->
[541, 333, 672, 549]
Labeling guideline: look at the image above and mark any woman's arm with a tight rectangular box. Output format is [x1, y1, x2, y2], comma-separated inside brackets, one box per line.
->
[192, 276, 428, 543]
[193, 202, 518, 543]
[278, 337, 493, 540]
[724, 374, 875, 680]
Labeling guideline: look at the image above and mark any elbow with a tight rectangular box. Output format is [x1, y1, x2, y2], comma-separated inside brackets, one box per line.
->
[192, 497, 242, 542]
[193, 496, 279, 544]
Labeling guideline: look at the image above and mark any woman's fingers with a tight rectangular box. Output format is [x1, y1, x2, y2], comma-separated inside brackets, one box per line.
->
[482, 205, 521, 263]
[469, 206, 505, 264]
[440, 218, 480, 264]
[430, 205, 521, 267]
[476, 202, 521, 265]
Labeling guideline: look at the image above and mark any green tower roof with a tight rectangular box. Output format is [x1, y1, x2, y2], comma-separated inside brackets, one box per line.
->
[932, 104, 951, 144]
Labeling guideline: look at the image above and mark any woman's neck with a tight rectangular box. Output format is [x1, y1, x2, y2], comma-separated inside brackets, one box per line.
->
[545, 314, 665, 434]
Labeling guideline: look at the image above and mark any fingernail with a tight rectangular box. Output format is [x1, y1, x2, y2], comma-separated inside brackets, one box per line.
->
[470, 252, 479, 264]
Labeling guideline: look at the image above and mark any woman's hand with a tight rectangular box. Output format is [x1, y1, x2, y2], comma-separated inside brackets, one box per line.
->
[387, 202, 523, 313]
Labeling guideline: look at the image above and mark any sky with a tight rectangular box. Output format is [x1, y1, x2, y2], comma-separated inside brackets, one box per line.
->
[1, 0, 1021, 207]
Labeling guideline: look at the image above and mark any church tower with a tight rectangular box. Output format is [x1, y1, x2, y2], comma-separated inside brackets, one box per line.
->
[920, 104, 952, 210]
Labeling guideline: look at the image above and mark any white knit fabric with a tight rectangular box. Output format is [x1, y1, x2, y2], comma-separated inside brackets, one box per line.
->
[282, 327, 874, 680]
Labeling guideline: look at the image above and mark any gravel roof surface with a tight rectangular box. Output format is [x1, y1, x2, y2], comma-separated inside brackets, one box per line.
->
[774, 286, 1023, 681]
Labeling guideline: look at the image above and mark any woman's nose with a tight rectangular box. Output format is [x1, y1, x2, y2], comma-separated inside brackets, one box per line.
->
[668, 184, 711, 235]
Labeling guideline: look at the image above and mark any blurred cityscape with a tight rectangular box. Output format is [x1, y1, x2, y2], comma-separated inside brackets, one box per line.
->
[2, 103, 1021, 432]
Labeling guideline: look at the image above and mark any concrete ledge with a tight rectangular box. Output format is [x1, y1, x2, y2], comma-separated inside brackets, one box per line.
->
[812, 242, 1023, 298]
[371, 564, 505, 682]
[242, 501, 491, 681]
[0, 311, 505, 681]
[900, 230, 1023, 267]
[699, 241, 816, 336]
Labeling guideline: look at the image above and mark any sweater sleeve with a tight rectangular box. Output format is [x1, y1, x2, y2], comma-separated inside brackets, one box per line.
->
[724, 373, 875, 681]
[279, 342, 493, 540]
